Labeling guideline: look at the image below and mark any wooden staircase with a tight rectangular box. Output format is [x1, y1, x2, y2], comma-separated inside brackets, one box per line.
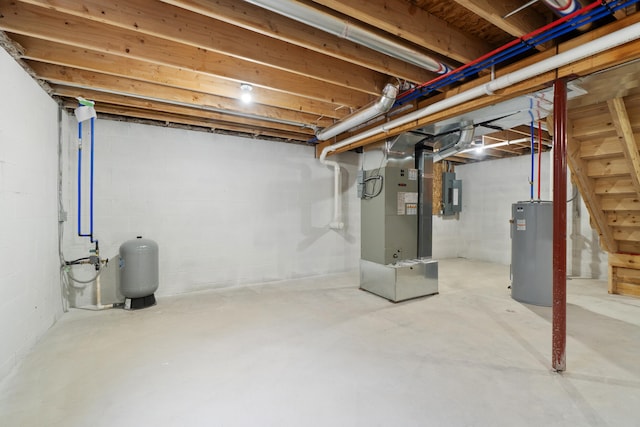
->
[566, 62, 640, 297]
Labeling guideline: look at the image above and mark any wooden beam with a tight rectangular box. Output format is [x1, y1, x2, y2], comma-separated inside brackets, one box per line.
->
[18, 0, 389, 94]
[608, 97, 640, 196]
[30, 62, 324, 127]
[76, 102, 312, 141]
[566, 121, 618, 253]
[453, 0, 548, 42]
[54, 86, 316, 135]
[13, 34, 344, 120]
[0, 0, 377, 105]
[311, 0, 491, 63]
[160, 0, 434, 84]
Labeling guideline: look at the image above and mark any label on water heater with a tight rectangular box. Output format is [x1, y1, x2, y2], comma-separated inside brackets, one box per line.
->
[517, 219, 526, 231]
[408, 169, 418, 181]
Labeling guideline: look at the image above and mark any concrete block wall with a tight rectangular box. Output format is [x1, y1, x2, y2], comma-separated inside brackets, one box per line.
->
[0, 49, 62, 380]
[62, 118, 361, 306]
[449, 152, 607, 279]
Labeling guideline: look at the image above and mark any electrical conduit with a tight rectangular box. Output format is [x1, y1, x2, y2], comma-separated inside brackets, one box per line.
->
[319, 21, 640, 223]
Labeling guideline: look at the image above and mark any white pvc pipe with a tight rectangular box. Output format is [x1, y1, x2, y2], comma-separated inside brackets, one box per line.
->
[320, 21, 640, 225]
[96, 273, 103, 310]
[319, 153, 344, 230]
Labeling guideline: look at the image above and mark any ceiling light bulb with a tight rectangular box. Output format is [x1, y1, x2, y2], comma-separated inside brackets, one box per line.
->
[240, 83, 253, 104]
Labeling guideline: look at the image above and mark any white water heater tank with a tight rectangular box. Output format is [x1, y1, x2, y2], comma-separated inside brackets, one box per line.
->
[119, 237, 159, 306]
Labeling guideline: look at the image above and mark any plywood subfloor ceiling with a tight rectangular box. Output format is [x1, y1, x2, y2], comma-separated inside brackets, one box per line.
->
[0, 0, 639, 163]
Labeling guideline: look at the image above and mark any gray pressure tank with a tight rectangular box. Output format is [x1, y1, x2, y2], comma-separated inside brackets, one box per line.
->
[119, 236, 159, 309]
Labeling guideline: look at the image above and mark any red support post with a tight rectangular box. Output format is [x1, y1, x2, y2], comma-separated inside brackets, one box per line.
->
[552, 78, 567, 372]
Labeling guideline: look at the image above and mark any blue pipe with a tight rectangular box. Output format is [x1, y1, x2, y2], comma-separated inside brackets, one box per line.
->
[77, 108, 96, 243]
[393, 0, 639, 107]
[89, 116, 95, 243]
[77, 120, 84, 237]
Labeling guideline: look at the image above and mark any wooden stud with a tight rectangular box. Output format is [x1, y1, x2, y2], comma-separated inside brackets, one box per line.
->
[433, 161, 443, 215]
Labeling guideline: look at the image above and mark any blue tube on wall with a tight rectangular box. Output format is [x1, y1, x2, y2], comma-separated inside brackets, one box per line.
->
[77, 109, 96, 243]
[90, 116, 95, 242]
[77, 120, 83, 237]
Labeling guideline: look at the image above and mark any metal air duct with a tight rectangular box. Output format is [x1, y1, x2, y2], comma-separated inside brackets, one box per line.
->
[432, 122, 475, 162]
[316, 83, 398, 141]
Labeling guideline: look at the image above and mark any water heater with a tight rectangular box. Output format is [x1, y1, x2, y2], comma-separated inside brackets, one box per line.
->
[119, 236, 159, 310]
[510, 201, 553, 306]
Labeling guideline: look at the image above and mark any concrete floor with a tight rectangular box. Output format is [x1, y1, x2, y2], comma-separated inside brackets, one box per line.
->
[1, 259, 639, 427]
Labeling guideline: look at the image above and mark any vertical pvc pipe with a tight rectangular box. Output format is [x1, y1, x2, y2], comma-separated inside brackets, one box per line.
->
[530, 117, 535, 200]
[552, 79, 567, 372]
[77, 121, 83, 236]
[89, 117, 95, 243]
[538, 121, 543, 199]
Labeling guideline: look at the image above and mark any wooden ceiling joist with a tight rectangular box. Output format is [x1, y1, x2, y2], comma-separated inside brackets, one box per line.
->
[160, 0, 435, 84]
[0, 0, 379, 105]
[13, 35, 344, 120]
[81, 102, 313, 141]
[18, 0, 389, 94]
[453, 0, 549, 41]
[312, 0, 491, 63]
[55, 86, 316, 137]
[31, 62, 328, 129]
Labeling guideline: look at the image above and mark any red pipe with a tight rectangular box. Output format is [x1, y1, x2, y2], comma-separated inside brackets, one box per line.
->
[397, 0, 601, 100]
[552, 79, 567, 372]
[538, 120, 543, 199]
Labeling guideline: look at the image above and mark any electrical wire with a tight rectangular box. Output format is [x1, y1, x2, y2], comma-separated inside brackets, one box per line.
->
[362, 175, 384, 199]
[63, 264, 103, 286]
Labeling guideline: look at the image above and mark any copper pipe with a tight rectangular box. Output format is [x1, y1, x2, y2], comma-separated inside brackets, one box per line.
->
[552, 78, 567, 372]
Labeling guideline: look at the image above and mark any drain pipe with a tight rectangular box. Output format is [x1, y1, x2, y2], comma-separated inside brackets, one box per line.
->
[319, 22, 640, 161]
[244, 0, 452, 74]
[318, 84, 398, 229]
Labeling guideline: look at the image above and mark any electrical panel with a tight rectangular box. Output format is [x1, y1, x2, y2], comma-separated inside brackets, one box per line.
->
[442, 172, 462, 216]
